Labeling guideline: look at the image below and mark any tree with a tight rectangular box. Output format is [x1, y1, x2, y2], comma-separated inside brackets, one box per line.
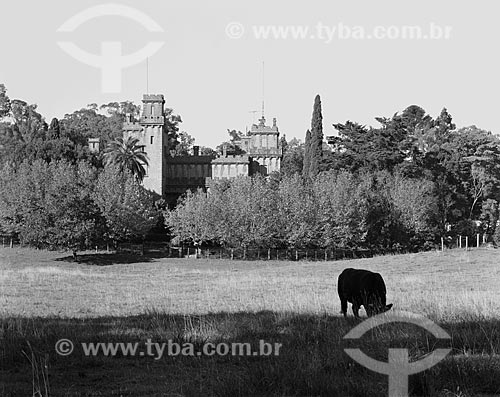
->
[0, 84, 11, 118]
[47, 118, 60, 140]
[164, 189, 217, 246]
[216, 129, 246, 155]
[104, 136, 149, 182]
[0, 160, 101, 251]
[94, 166, 159, 247]
[281, 137, 304, 176]
[171, 131, 195, 156]
[302, 129, 311, 178]
[309, 94, 323, 178]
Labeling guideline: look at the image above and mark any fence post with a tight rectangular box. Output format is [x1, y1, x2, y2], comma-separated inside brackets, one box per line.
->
[2, 237, 4, 249]
[305, 251, 308, 261]
[314, 251, 317, 261]
[231, 249, 234, 260]
[441, 237, 444, 252]
[295, 250, 298, 261]
[477, 233, 480, 248]
[459, 235, 462, 249]
[107, 243, 110, 253]
[276, 250, 279, 260]
[465, 236, 468, 251]
[220, 249, 222, 259]
[187, 247, 190, 257]
[243, 248, 246, 260]
[325, 250, 327, 261]
[95, 246, 98, 253]
[268, 249, 271, 260]
[483, 234, 487, 244]
[179, 247, 182, 258]
[10, 238, 13, 248]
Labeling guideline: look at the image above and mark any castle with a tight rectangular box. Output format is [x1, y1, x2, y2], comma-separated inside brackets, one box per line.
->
[119, 94, 282, 203]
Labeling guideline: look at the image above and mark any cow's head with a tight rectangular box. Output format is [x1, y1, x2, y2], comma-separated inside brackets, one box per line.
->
[366, 303, 393, 317]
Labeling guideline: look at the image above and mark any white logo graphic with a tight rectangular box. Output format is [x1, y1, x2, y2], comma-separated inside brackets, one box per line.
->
[57, 4, 164, 93]
[344, 311, 451, 397]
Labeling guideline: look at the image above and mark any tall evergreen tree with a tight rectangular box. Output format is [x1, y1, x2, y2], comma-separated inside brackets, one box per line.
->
[309, 94, 323, 178]
[303, 129, 311, 178]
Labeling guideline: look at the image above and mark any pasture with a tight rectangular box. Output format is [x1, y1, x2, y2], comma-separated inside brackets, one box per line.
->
[1, 247, 500, 396]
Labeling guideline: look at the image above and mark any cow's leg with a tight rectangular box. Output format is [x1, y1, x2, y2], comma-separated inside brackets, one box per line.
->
[352, 302, 360, 318]
[340, 298, 348, 317]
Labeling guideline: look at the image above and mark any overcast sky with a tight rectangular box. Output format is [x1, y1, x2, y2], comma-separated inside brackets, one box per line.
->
[1, 0, 498, 147]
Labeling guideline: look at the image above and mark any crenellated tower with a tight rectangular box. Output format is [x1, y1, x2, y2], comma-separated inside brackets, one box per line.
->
[123, 94, 168, 196]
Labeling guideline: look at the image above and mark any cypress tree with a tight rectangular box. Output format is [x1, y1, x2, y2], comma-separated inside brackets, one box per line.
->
[309, 94, 323, 178]
[302, 129, 311, 178]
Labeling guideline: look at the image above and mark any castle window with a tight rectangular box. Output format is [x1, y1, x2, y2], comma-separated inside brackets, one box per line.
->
[150, 136, 154, 145]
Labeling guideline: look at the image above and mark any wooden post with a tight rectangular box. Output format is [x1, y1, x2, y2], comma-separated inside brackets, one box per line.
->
[220, 249, 222, 259]
[315, 251, 317, 261]
[243, 248, 246, 260]
[441, 237, 444, 252]
[268, 248, 271, 260]
[107, 243, 110, 253]
[305, 251, 308, 261]
[483, 234, 487, 244]
[459, 235, 462, 249]
[179, 247, 182, 258]
[477, 233, 480, 248]
[95, 246, 98, 253]
[187, 247, 190, 257]
[2, 237, 4, 249]
[10, 238, 13, 248]
[325, 250, 327, 261]
[276, 250, 279, 260]
[231, 249, 234, 260]
[465, 236, 468, 251]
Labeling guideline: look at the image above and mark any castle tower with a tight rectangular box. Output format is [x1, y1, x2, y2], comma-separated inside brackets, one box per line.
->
[245, 115, 282, 175]
[123, 94, 168, 196]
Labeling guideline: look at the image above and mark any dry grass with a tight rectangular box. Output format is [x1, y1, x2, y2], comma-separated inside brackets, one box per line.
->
[1, 247, 500, 396]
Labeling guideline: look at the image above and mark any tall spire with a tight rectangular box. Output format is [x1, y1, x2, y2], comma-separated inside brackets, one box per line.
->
[261, 60, 265, 119]
[146, 57, 149, 94]
[258, 61, 265, 126]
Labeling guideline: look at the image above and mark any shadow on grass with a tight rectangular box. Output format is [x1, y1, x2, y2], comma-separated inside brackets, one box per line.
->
[1, 311, 500, 396]
[55, 251, 173, 266]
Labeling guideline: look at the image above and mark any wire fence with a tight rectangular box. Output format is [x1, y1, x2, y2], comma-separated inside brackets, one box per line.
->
[1, 233, 492, 261]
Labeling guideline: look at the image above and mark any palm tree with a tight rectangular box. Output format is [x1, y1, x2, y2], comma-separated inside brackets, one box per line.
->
[104, 136, 149, 182]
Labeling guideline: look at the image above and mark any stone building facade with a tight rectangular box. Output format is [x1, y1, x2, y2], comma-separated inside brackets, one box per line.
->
[103, 93, 283, 203]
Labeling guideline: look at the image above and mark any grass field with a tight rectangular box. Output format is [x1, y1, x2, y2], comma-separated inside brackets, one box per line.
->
[1, 247, 500, 396]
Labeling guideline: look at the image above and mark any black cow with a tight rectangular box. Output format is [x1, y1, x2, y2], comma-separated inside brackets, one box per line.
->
[337, 268, 393, 318]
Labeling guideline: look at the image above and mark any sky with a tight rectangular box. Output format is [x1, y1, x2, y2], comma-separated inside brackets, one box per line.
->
[1, 0, 499, 148]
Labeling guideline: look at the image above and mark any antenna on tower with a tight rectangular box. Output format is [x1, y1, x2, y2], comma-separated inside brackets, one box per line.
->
[261, 61, 265, 118]
[146, 57, 149, 94]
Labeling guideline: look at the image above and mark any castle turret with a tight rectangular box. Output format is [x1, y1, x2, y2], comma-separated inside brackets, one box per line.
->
[123, 94, 168, 196]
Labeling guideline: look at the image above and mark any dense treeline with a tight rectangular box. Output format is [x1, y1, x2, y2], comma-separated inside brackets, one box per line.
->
[168, 100, 500, 250]
[2, 82, 500, 252]
[0, 84, 167, 251]
[165, 172, 437, 250]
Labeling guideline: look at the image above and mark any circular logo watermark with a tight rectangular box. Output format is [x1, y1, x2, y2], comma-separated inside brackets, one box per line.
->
[56, 4, 165, 93]
[343, 310, 451, 397]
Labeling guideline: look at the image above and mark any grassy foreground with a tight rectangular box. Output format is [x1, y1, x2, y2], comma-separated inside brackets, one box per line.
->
[1, 248, 500, 396]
